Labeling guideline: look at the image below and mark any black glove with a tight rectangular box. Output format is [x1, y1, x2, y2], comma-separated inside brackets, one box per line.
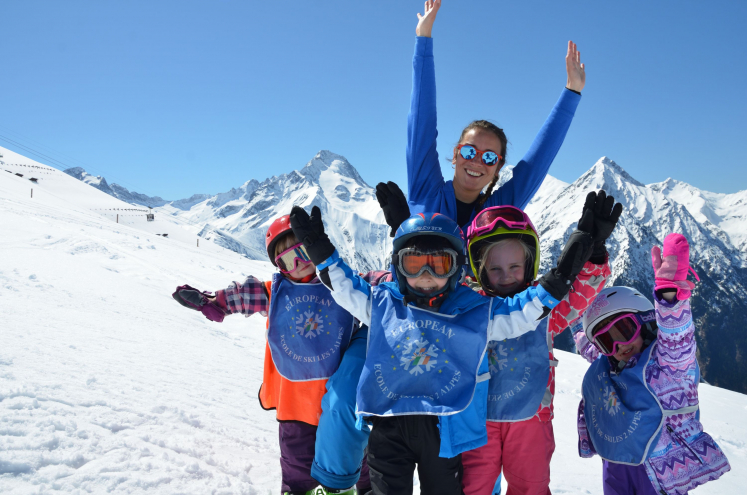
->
[172, 285, 226, 322]
[538, 231, 594, 301]
[289, 205, 336, 265]
[580, 190, 623, 264]
[375, 181, 410, 237]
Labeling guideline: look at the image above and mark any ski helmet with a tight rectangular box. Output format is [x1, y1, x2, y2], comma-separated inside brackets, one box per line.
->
[392, 212, 466, 294]
[583, 286, 656, 348]
[466, 206, 540, 296]
[265, 215, 293, 266]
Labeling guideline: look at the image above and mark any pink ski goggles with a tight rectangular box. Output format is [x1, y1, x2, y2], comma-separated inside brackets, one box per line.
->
[275, 242, 312, 273]
[467, 205, 537, 240]
[591, 310, 655, 356]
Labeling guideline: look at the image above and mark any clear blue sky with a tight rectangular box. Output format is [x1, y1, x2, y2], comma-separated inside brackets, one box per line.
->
[1, 1, 745, 199]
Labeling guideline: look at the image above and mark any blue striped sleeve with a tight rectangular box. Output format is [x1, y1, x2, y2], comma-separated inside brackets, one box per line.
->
[319, 250, 373, 326]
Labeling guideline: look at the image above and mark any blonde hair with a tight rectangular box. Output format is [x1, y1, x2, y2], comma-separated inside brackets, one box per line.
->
[274, 232, 300, 258]
[477, 238, 534, 286]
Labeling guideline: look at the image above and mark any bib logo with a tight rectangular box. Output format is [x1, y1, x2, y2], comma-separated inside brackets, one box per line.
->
[487, 341, 508, 374]
[296, 310, 324, 338]
[604, 386, 621, 416]
[401, 339, 439, 375]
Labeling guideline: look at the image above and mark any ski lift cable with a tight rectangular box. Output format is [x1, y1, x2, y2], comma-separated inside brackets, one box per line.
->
[0, 128, 229, 234]
[0, 123, 98, 170]
[0, 131, 167, 201]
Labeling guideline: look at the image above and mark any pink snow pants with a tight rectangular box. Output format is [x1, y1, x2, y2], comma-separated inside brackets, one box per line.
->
[461, 417, 555, 495]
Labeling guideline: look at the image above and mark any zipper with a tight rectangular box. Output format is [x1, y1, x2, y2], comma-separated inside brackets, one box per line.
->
[667, 425, 704, 464]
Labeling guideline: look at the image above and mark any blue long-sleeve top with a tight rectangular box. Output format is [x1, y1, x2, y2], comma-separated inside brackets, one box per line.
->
[407, 36, 581, 230]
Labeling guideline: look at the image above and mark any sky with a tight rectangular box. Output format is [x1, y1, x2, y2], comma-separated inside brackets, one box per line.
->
[1, 0, 745, 200]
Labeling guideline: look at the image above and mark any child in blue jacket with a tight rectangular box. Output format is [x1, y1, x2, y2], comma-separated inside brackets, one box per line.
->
[288, 204, 594, 495]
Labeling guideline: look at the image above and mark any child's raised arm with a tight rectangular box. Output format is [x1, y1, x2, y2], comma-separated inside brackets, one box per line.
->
[488, 213, 599, 340]
[289, 206, 374, 325]
[651, 234, 700, 370]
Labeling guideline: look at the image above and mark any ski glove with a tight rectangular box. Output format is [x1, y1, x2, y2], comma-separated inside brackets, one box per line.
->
[289, 205, 336, 265]
[375, 181, 410, 237]
[579, 190, 623, 264]
[172, 284, 226, 322]
[538, 230, 594, 301]
[651, 233, 699, 300]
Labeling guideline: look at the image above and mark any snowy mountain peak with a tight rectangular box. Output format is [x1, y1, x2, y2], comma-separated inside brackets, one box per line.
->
[581, 156, 645, 189]
[155, 151, 389, 272]
[299, 150, 369, 187]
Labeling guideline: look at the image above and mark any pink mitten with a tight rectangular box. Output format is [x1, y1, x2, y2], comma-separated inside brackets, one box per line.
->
[651, 233, 699, 300]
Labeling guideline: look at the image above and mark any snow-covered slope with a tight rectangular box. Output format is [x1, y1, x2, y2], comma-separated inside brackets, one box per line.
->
[2, 158, 745, 494]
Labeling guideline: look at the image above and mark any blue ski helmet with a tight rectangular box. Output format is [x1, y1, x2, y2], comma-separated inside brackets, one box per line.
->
[391, 212, 466, 294]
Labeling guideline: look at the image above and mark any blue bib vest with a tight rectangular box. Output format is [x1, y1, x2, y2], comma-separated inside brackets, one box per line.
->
[582, 343, 665, 465]
[356, 288, 490, 417]
[267, 274, 355, 382]
[487, 318, 551, 421]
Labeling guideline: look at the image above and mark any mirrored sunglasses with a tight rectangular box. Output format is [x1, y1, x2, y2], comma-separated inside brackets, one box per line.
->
[457, 144, 503, 166]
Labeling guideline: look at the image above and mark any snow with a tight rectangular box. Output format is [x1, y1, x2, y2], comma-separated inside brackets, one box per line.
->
[2, 151, 745, 494]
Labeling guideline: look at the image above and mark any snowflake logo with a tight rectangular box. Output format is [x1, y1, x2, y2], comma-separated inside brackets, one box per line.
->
[400, 338, 439, 375]
[295, 311, 324, 338]
[487, 342, 508, 374]
[603, 386, 620, 416]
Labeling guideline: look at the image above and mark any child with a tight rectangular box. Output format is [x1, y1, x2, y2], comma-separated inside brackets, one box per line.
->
[460, 191, 620, 494]
[172, 214, 369, 495]
[574, 234, 731, 494]
[288, 203, 594, 495]
[407, 0, 586, 230]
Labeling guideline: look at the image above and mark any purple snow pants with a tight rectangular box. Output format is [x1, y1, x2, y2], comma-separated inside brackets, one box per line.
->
[280, 421, 319, 494]
[279, 421, 370, 494]
[602, 461, 658, 495]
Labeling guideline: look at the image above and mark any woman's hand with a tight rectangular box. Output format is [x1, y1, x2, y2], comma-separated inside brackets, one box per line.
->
[416, 0, 441, 38]
[566, 40, 585, 92]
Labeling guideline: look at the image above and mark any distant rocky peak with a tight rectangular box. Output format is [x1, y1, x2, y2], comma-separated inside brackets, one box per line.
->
[298, 150, 369, 187]
[574, 157, 645, 191]
[64, 167, 113, 193]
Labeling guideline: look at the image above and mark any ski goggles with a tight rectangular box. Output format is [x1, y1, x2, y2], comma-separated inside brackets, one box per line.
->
[275, 242, 312, 273]
[590, 310, 655, 356]
[456, 144, 503, 166]
[467, 205, 536, 241]
[396, 248, 460, 279]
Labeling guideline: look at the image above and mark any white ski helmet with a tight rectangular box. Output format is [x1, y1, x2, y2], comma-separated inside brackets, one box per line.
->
[583, 286, 655, 344]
